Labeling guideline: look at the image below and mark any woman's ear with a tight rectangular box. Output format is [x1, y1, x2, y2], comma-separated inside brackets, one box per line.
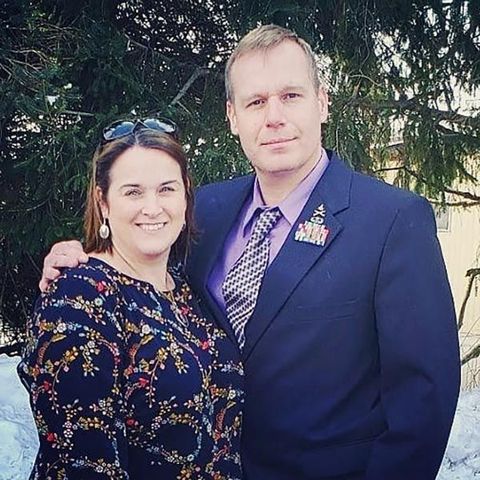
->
[96, 186, 109, 218]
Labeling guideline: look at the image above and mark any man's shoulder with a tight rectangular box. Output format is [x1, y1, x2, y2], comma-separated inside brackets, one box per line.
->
[196, 175, 253, 199]
[352, 169, 421, 202]
[331, 159, 425, 215]
[194, 175, 254, 219]
[326, 152, 433, 225]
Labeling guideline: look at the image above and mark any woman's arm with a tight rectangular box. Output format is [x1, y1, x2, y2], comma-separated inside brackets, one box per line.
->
[19, 266, 129, 479]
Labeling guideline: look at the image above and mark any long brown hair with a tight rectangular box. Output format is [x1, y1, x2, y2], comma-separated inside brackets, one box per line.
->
[84, 128, 195, 264]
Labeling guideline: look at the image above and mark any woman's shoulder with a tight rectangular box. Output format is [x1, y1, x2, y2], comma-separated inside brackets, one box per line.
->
[32, 257, 125, 335]
[45, 257, 120, 301]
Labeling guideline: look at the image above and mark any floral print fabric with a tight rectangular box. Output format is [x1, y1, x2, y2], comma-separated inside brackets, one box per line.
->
[18, 258, 244, 479]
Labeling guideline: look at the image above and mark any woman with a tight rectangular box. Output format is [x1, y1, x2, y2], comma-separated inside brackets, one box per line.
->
[18, 119, 244, 479]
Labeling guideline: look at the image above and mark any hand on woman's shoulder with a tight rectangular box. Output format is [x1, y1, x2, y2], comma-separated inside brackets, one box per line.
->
[32, 258, 124, 338]
[43, 257, 119, 302]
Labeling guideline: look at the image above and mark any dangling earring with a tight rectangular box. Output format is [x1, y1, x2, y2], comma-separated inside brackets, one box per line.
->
[99, 218, 110, 239]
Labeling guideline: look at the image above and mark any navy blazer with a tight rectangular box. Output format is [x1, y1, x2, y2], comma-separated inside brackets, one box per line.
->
[187, 151, 460, 480]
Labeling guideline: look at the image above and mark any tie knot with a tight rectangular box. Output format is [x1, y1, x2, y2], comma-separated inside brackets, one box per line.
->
[251, 208, 281, 242]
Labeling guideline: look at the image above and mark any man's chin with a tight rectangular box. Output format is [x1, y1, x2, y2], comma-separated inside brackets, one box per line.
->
[254, 162, 301, 177]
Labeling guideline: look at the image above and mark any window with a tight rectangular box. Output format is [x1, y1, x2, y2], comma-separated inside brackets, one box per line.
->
[433, 205, 450, 232]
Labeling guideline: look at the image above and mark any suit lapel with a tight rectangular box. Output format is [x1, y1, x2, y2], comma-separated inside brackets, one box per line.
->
[243, 154, 353, 360]
[190, 177, 254, 342]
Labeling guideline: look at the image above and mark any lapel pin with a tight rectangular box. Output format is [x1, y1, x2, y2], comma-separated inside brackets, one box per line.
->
[294, 203, 330, 246]
[311, 203, 326, 224]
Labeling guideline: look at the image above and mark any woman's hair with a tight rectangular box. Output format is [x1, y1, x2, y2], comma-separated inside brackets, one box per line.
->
[83, 128, 195, 263]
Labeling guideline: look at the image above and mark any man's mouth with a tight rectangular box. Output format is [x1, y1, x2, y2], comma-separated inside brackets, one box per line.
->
[261, 137, 295, 146]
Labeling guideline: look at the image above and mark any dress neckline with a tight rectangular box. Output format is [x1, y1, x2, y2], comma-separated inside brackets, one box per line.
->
[87, 256, 180, 297]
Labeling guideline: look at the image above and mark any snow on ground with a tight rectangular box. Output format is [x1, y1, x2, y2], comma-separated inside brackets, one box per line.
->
[0, 355, 38, 480]
[437, 387, 480, 480]
[0, 354, 478, 479]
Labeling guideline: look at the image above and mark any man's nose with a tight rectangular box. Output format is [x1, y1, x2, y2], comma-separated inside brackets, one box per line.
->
[264, 97, 286, 128]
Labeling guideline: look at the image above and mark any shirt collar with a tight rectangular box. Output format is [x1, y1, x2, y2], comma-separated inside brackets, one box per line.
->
[241, 148, 329, 235]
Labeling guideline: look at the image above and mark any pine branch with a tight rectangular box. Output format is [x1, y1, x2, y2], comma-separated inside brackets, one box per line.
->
[430, 200, 480, 207]
[436, 124, 480, 142]
[169, 66, 210, 108]
[443, 186, 480, 202]
[124, 33, 192, 67]
[462, 344, 480, 366]
[348, 97, 480, 130]
[458, 268, 480, 331]
[62, 110, 94, 117]
[374, 166, 480, 202]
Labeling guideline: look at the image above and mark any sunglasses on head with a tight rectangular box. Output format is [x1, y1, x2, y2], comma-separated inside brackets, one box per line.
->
[101, 117, 179, 143]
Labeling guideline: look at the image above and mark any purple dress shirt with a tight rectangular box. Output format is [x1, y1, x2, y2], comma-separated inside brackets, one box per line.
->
[207, 149, 330, 311]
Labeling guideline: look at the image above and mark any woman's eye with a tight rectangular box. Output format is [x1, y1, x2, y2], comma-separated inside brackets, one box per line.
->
[159, 186, 175, 193]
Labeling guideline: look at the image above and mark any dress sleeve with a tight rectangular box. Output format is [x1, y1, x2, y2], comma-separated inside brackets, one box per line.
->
[18, 267, 129, 479]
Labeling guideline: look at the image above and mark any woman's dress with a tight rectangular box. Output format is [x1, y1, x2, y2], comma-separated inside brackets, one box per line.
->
[18, 258, 244, 479]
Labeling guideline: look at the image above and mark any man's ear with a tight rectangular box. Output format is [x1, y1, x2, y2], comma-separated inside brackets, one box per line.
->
[226, 100, 239, 136]
[96, 186, 109, 218]
[317, 87, 329, 123]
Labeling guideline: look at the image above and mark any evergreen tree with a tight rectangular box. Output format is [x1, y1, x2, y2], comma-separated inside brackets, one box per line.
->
[1, 0, 479, 354]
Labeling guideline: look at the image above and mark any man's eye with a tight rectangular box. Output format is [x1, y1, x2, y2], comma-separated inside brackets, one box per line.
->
[284, 92, 300, 100]
[248, 99, 264, 107]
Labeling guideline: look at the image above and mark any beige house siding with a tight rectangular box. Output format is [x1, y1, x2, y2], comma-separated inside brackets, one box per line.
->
[381, 164, 480, 389]
[437, 201, 480, 389]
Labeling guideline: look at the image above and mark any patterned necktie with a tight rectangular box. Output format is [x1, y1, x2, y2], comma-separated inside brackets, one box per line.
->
[222, 208, 282, 349]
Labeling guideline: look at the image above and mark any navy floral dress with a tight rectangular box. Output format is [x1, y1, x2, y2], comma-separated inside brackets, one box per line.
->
[18, 258, 244, 479]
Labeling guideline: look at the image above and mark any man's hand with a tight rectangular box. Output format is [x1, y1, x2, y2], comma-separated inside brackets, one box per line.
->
[39, 240, 89, 292]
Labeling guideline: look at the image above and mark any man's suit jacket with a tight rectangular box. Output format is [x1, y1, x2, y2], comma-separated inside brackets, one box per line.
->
[187, 151, 460, 480]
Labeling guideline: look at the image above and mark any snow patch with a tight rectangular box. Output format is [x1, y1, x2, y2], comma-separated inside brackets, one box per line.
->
[0, 354, 478, 479]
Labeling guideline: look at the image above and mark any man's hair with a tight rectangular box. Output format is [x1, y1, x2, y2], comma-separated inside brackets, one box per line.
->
[225, 24, 320, 102]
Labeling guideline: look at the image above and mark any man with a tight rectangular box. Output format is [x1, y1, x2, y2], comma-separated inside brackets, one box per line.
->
[41, 25, 460, 480]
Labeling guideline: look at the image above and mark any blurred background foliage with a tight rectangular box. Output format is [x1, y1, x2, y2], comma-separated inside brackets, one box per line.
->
[0, 0, 479, 340]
